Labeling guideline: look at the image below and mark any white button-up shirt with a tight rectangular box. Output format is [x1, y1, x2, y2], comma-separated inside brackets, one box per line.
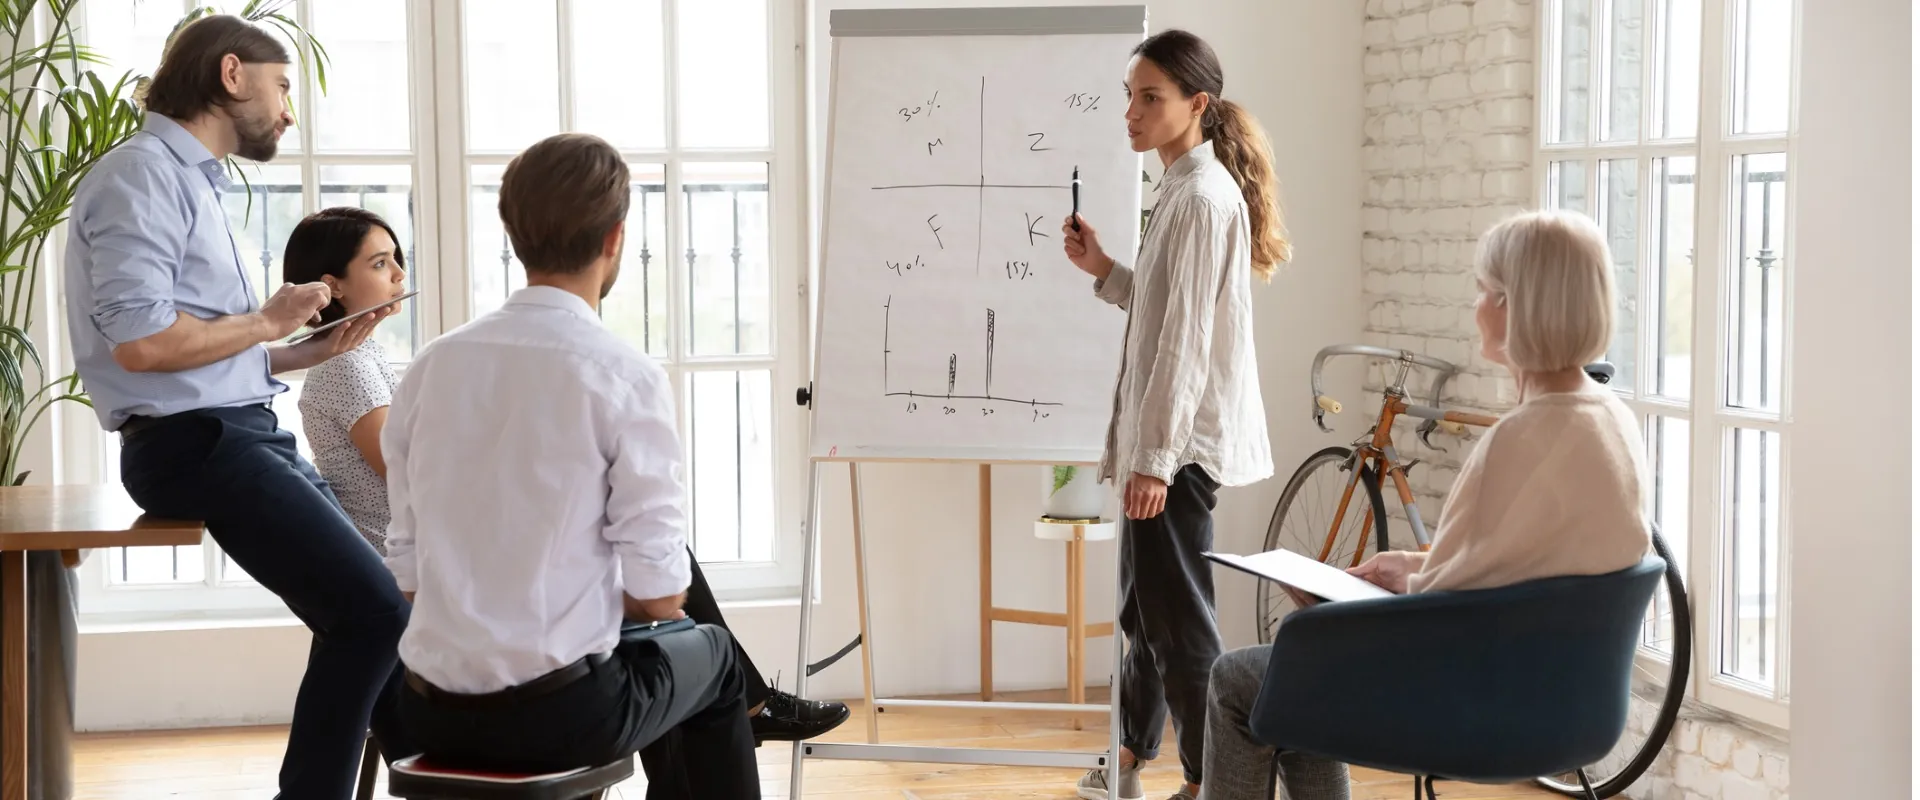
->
[1092, 142, 1274, 488]
[383, 286, 691, 694]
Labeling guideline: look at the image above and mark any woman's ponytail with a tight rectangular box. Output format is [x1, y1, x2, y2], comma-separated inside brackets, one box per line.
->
[1204, 98, 1290, 280]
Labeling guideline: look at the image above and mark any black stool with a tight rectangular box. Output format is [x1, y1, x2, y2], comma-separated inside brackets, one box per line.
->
[386, 754, 634, 800]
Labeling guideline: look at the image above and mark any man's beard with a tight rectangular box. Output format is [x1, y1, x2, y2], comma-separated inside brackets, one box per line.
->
[233, 109, 281, 162]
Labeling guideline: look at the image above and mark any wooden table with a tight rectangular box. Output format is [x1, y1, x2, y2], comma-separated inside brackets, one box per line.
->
[0, 485, 204, 800]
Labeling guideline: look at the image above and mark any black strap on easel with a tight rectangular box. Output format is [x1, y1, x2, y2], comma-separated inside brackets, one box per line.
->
[807, 634, 862, 677]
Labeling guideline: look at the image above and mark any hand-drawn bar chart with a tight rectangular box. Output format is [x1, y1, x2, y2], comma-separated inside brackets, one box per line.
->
[881, 296, 1062, 418]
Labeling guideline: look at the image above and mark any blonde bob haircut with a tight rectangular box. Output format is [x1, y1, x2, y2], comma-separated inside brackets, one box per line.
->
[1474, 210, 1616, 373]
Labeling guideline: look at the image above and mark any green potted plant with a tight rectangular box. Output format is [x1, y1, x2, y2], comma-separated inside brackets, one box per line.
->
[1042, 464, 1105, 521]
[0, 0, 327, 486]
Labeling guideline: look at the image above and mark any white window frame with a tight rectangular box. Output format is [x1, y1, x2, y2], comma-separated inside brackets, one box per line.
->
[1535, 0, 1796, 729]
[427, 0, 807, 598]
[69, 0, 808, 619]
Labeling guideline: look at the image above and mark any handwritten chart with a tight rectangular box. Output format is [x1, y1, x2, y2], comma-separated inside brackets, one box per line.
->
[810, 28, 1142, 462]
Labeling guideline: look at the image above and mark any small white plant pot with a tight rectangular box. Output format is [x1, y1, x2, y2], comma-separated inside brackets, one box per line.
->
[1041, 465, 1106, 521]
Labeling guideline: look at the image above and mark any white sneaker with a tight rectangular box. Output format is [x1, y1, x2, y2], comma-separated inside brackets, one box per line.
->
[1076, 764, 1145, 800]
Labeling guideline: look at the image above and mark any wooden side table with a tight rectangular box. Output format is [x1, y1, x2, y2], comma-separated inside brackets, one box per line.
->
[0, 485, 204, 800]
[980, 516, 1116, 727]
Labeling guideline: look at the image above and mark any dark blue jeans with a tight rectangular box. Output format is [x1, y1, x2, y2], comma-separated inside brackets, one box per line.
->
[119, 405, 413, 799]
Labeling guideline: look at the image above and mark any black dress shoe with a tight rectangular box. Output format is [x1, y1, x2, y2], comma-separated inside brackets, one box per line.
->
[750, 687, 851, 744]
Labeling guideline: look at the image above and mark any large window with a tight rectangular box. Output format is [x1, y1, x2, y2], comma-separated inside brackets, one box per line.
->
[71, 0, 804, 617]
[1539, 0, 1794, 727]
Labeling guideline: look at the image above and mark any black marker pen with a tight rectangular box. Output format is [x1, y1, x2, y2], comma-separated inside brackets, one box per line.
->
[1071, 166, 1081, 231]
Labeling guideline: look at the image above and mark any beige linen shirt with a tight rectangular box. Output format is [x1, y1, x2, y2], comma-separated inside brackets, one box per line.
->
[1092, 142, 1273, 488]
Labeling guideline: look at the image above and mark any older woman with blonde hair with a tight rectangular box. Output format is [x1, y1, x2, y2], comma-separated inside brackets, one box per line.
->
[1195, 210, 1654, 800]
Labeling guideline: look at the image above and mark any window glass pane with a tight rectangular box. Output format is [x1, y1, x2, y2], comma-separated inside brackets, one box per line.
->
[1723, 427, 1781, 688]
[573, 0, 666, 150]
[685, 162, 771, 356]
[1656, 0, 1702, 138]
[1550, 160, 1589, 214]
[1732, 0, 1792, 135]
[687, 370, 775, 564]
[311, 0, 412, 152]
[677, 0, 768, 148]
[1653, 157, 1696, 400]
[1726, 153, 1786, 412]
[222, 164, 307, 307]
[109, 542, 205, 585]
[467, 164, 523, 319]
[79, 0, 174, 78]
[319, 165, 418, 358]
[1598, 159, 1637, 390]
[1549, 0, 1593, 144]
[603, 165, 671, 358]
[1644, 415, 1689, 653]
[466, 0, 560, 152]
[1600, 0, 1643, 142]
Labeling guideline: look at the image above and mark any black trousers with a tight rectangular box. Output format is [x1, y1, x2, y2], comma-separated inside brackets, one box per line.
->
[1117, 463, 1222, 786]
[398, 624, 760, 800]
[682, 549, 772, 709]
[118, 406, 414, 799]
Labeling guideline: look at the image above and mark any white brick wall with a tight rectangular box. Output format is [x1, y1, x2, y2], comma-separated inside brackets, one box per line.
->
[1362, 0, 1533, 528]
[1623, 706, 1791, 800]
[1361, 3, 1790, 799]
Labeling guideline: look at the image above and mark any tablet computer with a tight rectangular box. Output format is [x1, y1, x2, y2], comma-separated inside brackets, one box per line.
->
[283, 290, 419, 345]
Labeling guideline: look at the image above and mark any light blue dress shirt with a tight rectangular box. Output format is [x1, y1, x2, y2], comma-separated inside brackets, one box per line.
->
[63, 112, 284, 431]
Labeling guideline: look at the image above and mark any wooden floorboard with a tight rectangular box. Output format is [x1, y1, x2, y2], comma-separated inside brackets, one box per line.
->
[71, 688, 1558, 799]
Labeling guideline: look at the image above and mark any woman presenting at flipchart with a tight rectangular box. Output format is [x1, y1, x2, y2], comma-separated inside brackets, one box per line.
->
[1059, 29, 1286, 800]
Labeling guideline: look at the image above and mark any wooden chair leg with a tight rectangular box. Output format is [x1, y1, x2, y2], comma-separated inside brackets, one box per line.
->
[355, 733, 379, 800]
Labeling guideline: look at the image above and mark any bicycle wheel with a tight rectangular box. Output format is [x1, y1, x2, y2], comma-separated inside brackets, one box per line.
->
[1535, 529, 1692, 798]
[1256, 446, 1389, 644]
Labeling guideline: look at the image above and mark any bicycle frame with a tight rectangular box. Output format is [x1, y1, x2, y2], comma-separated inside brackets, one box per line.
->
[1308, 345, 1499, 563]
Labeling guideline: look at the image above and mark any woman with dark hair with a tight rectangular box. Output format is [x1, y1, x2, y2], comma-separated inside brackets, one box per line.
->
[284, 207, 410, 553]
[1059, 29, 1286, 800]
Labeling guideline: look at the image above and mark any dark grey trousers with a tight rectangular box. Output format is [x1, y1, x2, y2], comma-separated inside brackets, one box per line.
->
[1118, 463, 1223, 785]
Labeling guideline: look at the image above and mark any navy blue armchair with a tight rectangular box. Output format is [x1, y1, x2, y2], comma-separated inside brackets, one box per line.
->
[1248, 555, 1666, 799]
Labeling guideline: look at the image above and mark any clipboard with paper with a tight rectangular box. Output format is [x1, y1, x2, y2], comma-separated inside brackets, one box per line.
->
[1205, 548, 1395, 603]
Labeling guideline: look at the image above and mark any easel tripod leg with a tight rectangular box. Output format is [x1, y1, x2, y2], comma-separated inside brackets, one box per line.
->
[849, 463, 881, 743]
[788, 463, 824, 800]
[978, 464, 993, 701]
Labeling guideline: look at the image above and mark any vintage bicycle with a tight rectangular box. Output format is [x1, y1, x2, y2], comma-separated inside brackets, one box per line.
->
[1256, 344, 1691, 798]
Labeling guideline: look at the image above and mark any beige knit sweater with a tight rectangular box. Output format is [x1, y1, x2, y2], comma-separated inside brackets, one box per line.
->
[1407, 381, 1653, 595]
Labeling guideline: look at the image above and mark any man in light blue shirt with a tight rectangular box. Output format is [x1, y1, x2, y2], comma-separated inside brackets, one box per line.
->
[62, 15, 410, 799]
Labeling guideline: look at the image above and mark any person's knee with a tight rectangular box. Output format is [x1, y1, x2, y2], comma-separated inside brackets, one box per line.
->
[1208, 646, 1268, 710]
[696, 624, 746, 699]
[335, 590, 410, 648]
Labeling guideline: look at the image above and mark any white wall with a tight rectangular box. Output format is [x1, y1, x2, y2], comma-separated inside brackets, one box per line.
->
[1786, 0, 1912, 795]
[76, 0, 1368, 730]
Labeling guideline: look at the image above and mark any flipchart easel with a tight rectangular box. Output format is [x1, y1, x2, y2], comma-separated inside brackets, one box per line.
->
[788, 5, 1148, 797]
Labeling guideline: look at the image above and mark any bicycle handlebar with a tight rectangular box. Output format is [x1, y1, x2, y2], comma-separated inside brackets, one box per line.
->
[1308, 344, 1461, 433]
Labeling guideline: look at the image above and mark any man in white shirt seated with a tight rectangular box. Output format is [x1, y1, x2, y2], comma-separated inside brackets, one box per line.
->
[383, 132, 758, 798]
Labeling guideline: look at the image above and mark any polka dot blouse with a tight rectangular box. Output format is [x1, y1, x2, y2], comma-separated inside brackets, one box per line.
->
[298, 338, 398, 554]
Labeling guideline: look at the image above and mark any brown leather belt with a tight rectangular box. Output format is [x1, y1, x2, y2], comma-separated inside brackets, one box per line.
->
[404, 651, 610, 710]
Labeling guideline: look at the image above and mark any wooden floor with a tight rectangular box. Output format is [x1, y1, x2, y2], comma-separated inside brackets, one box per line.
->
[71, 689, 1557, 799]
